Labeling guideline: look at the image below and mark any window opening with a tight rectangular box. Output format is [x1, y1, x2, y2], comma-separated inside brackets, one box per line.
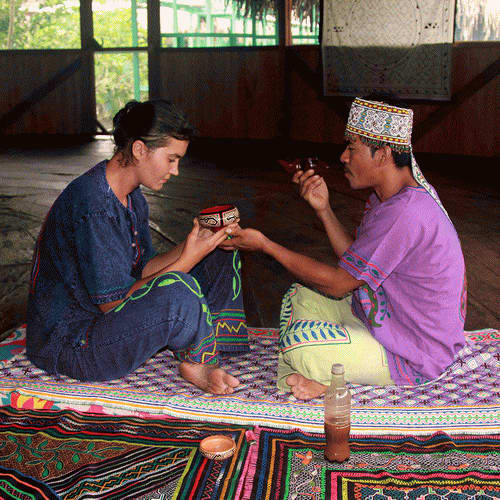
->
[454, 0, 499, 41]
[93, 0, 148, 132]
[1, 0, 80, 49]
[93, 0, 147, 48]
[291, 2, 319, 44]
[95, 51, 148, 132]
[160, 0, 279, 47]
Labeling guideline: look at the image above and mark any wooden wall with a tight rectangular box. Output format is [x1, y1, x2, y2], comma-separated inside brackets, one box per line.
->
[160, 42, 499, 157]
[1, 43, 498, 157]
[157, 47, 285, 139]
[0, 50, 94, 136]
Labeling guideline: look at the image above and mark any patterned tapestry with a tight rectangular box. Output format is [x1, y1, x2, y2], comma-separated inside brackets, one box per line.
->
[241, 427, 500, 500]
[322, 0, 455, 100]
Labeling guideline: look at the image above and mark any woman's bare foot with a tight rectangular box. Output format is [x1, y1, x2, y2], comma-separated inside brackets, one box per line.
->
[286, 373, 327, 400]
[179, 361, 240, 395]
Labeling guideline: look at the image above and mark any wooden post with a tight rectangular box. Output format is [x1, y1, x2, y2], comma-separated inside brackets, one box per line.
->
[278, 0, 292, 140]
[148, 0, 162, 99]
[79, 0, 96, 135]
[277, 0, 292, 47]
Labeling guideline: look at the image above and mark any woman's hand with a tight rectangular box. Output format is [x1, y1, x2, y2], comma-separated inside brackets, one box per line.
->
[292, 169, 330, 213]
[219, 225, 267, 253]
[179, 218, 230, 268]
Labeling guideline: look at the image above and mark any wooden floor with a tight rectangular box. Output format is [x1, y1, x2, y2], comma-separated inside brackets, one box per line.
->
[0, 137, 498, 335]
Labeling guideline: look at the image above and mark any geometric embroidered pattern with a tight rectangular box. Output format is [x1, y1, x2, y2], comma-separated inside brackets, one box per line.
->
[0, 407, 251, 500]
[322, 0, 454, 100]
[0, 327, 498, 435]
[243, 427, 500, 500]
[346, 98, 413, 151]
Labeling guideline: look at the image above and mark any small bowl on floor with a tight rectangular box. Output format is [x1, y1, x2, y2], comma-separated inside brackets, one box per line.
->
[199, 435, 236, 460]
[198, 204, 239, 232]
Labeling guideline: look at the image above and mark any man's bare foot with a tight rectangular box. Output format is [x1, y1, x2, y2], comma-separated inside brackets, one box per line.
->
[286, 373, 327, 400]
[179, 361, 240, 395]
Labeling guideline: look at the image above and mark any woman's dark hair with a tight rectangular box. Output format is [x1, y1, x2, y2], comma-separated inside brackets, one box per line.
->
[112, 99, 196, 164]
[364, 92, 412, 168]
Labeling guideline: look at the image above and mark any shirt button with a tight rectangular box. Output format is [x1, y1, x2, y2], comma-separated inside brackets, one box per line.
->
[132, 243, 136, 247]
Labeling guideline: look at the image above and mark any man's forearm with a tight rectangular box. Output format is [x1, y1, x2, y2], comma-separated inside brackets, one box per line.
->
[261, 237, 361, 298]
[316, 206, 354, 258]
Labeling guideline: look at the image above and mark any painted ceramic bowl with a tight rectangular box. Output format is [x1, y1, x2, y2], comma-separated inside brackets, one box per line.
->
[198, 204, 239, 232]
[199, 435, 236, 460]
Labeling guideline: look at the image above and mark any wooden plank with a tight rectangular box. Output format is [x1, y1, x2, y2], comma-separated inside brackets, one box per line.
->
[413, 56, 500, 143]
[277, 0, 292, 46]
[148, 0, 161, 98]
[79, 0, 96, 134]
[157, 49, 284, 138]
[0, 59, 82, 131]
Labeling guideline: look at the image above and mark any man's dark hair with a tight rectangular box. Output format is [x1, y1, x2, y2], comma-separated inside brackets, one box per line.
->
[364, 92, 412, 168]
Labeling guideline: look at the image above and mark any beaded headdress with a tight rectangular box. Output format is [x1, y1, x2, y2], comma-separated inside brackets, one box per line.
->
[345, 98, 449, 220]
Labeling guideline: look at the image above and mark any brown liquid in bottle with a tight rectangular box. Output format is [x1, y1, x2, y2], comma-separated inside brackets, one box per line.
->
[324, 363, 351, 462]
[324, 421, 350, 462]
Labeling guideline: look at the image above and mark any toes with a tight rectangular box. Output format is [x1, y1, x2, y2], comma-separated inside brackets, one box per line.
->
[228, 376, 239, 388]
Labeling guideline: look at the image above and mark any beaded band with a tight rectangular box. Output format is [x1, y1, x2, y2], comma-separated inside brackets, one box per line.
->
[346, 98, 413, 153]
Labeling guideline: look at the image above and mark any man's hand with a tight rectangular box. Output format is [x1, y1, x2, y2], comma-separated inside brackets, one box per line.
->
[292, 169, 330, 213]
[219, 225, 267, 252]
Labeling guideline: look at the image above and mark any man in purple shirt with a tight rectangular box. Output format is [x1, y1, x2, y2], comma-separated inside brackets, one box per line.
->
[223, 96, 467, 400]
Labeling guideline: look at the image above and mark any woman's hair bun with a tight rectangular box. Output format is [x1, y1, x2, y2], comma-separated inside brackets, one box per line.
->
[112, 100, 141, 129]
[111, 99, 196, 164]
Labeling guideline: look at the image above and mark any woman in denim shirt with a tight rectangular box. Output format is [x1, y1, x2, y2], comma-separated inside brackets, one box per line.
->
[27, 99, 247, 394]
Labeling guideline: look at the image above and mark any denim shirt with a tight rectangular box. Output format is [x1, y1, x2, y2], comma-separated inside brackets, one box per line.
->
[26, 160, 155, 371]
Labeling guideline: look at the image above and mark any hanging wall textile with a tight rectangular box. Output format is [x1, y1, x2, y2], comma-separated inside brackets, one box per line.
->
[241, 427, 500, 500]
[0, 407, 251, 500]
[322, 0, 455, 99]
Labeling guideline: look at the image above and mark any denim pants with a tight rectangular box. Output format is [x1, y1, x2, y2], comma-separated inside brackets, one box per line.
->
[56, 249, 248, 381]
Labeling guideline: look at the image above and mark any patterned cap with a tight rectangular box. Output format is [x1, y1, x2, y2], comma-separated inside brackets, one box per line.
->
[345, 97, 450, 221]
[345, 98, 413, 153]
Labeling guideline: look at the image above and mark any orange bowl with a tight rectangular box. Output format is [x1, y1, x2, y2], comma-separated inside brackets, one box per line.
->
[199, 435, 236, 460]
[198, 204, 239, 232]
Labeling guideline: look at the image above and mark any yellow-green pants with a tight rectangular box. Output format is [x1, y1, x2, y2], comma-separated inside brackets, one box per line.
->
[278, 283, 394, 391]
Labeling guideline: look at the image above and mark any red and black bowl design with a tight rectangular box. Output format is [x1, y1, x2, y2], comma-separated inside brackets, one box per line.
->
[198, 204, 239, 231]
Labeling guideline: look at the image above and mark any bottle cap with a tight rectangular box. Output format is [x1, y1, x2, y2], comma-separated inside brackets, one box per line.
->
[331, 363, 345, 375]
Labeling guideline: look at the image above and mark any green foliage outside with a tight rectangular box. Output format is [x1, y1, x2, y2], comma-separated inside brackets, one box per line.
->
[93, 2, 147, 49]
[0, 0, 80, 49]
[1, 0, 316, 131]
[95, 52, 148, 132]
[93, 1, 148, 130]
[0, 0, 148, 131]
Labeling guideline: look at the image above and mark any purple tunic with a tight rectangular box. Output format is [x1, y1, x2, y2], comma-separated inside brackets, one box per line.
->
[339, 185, 467, 385]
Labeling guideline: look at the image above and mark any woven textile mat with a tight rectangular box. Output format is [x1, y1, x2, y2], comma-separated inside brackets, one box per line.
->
[0, 406, 252, 500]
[0, 466, 61, 500]
[0, 327, 499, 435]
[241, 426, 500, 500]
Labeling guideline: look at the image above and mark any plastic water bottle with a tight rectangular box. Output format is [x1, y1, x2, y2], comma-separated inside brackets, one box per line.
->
[324, 363, 351, 462]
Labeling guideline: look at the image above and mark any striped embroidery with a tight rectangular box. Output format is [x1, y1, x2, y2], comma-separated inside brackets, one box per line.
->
[341, 250, 388, 288]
